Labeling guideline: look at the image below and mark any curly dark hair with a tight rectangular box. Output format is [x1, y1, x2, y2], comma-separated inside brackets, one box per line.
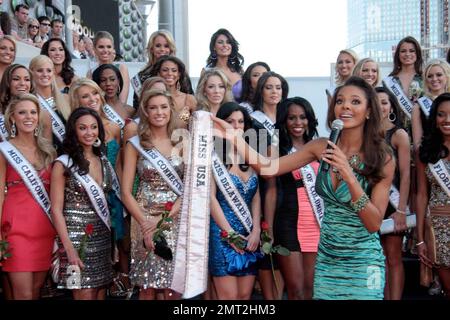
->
[328, 76, 392, 185]
[276, 97, 318, 156]
[239, 61, 271, 104]
[216, 101, 252, 171]
[41, 38, 75, 86]
[252, 71, 289, 111]
[92, 63, 124, 95]
[149, 55, 192, 94]
[206, 28, 244, 74]
[419, 93, 450, 164]
[62, 107, 106, 176]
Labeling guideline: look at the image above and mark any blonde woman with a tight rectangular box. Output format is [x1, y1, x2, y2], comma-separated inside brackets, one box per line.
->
[326, 49, 358, 103]
[0, 94, 56, 299]
[352, 58, 380, 87]
[411, 59, 450, 150]
[196, 68, 234, 115]
[29, 55, 71, 153]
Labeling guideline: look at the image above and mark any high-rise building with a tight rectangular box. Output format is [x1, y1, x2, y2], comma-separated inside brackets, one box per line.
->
[347, 0, 449, 62]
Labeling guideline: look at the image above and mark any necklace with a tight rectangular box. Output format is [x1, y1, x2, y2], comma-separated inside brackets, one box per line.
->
[332, 154, 361, 181]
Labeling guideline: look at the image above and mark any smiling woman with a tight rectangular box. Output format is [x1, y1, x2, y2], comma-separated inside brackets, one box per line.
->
[0, 36, 16, 82]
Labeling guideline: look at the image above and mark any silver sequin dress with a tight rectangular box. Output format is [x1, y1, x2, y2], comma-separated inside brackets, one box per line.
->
[129, 154, 183, 289]
[57, 157, 114, 289]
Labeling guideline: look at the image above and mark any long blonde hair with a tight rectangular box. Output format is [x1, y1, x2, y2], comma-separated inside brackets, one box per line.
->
[334, 49, 358, 85]
[352, 58, 380, 87]
[195, 68, 233, 111]
[29, 55, 71, 120]
[4, 93, 56, 168]
[146, 30, 176, 66]
[68, 78, 107, 119]
[137, 89, 176, 149]
[423, 58, 450, 98]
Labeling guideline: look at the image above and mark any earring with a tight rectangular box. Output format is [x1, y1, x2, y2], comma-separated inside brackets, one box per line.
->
[388, 111, 396, 123]
[93, 138, 101, 147]
[34, 127, 39, 137]
[366, 115, 370, 120]
[211, 52, 217, 60]
[10, 122, 16, 137]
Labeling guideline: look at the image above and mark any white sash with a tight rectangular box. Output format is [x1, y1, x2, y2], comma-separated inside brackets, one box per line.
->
[128, 135, 183, 196]
[131, 74, 142, 96]
[383, 76, 413, 119]
[0, 114, 8, 141]
[251, 110, 275, 137]
[0, 142, 51, 221]
[417, 96, 433, 118]
[37, 95, 65, 143]
[171, 110, 212, 299]
[290, 148, 324, 226]
[103, 104, 125, 129]
[388, 184, 411, 215]
[211, 152, 253, 233]
[428, 160, 450, 198]
[57, 155, 111, 230]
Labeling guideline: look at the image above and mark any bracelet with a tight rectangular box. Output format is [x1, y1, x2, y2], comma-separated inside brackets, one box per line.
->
[396, 209, 406, 215]
[350, 192, 370, 212]
[416, 241, 425, 247]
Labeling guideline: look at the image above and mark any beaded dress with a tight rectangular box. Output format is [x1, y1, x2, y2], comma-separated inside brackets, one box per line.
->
[56, 157, 114, 289]
[129, 153, 183, 289]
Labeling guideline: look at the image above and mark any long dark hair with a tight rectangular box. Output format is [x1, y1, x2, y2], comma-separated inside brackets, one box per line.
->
[276, 97, 318, 156]
[92, 63, 124, 95]
[328, 76, 391, 184]
[0, 64, 34, 113]
[206, 28, 244, 74]
[149, 55, 192, 94]
[374, 86, 404, 128]
[419, 93, 450, 164]
[62, 107, 105, 176]
[239, 61, 271, 104]
[252, 71, 289, 111]
[41, 38, 75, 86]
[216, 101, 252, 171]
[390, 36, 423, 76]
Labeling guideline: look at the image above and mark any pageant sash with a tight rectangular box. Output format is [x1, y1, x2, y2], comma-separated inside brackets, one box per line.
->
[417, 96, 433, 118]
[131, 74, 143, 96]
[383, 76, 413, 119]
[388, 184, 411, 215]
[103, 156, 122, 203]
[428, 160, 450, 198]
[290, 148, 324, 226]
[250, 111, 275, 137]
[37, 95, 65, 143]
[0, 142, 51, 221]
[103, 104, 125, 129]
[128, 135, 183, 196]
[171, 110, 213, 299]
[211, 152, 253, 233]
[0, 114, 8, 141]
[57, 155, 111, 230]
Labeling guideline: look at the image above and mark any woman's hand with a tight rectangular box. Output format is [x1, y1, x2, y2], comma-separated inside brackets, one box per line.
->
[321, 141, 358, 183]
[211, 115, 238, 142]
[66, 246, 85, 270]
[390, 211, 407, 232]
[245, 229, 261, 252]
[143, 230, 155, 251]
[417, 242, 433, 268]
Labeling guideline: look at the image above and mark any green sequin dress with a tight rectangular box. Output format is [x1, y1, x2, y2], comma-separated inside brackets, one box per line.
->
[313, 163, 385, 300]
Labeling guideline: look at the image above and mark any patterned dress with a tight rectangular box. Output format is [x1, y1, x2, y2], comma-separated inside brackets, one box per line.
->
[56, 157, 114, 289]
[313, 164, 385, 300]
[129, 153, 184, 289]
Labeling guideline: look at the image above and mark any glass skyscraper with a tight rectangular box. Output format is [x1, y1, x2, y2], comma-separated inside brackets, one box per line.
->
[347, 0, 449, 62]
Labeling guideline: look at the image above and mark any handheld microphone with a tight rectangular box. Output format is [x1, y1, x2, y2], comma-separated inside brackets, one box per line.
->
[321, 119, 344, 172]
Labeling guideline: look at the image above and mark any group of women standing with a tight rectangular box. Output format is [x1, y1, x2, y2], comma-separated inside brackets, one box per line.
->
[0, 27, 449, 302]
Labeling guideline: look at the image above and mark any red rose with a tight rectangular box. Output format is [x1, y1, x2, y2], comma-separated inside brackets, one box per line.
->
[220, 230, 228, 238]
[261, 221, 269, 231]
[85, 224, 94, 236]
[1, 222, 11, 235]
[164, 201, 174, 212]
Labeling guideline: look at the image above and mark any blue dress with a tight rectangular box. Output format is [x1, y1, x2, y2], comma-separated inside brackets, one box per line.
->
[313, 164, 385, 300]
[209, 172, 262, 277]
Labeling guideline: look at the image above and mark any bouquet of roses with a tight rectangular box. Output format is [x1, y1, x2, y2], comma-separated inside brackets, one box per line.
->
[260, 221, 290, 294]
[0, 222, 12, 266]
[152, 201, 174, 261]
[78, 223, 94, 262]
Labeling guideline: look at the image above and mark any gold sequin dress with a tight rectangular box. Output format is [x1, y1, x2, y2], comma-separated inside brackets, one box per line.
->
[57, 157, 114, 289]
[129, 154, 184, 289]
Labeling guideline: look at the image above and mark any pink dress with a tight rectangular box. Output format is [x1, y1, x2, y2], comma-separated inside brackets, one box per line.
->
[293, 161, 321, 253]
[1, 164, 55, 272]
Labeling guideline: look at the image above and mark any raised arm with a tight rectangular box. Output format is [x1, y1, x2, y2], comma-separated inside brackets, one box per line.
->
[119, 64, 130, 104]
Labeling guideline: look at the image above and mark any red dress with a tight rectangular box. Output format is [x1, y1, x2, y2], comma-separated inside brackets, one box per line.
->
[1, 164, 55, 272]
